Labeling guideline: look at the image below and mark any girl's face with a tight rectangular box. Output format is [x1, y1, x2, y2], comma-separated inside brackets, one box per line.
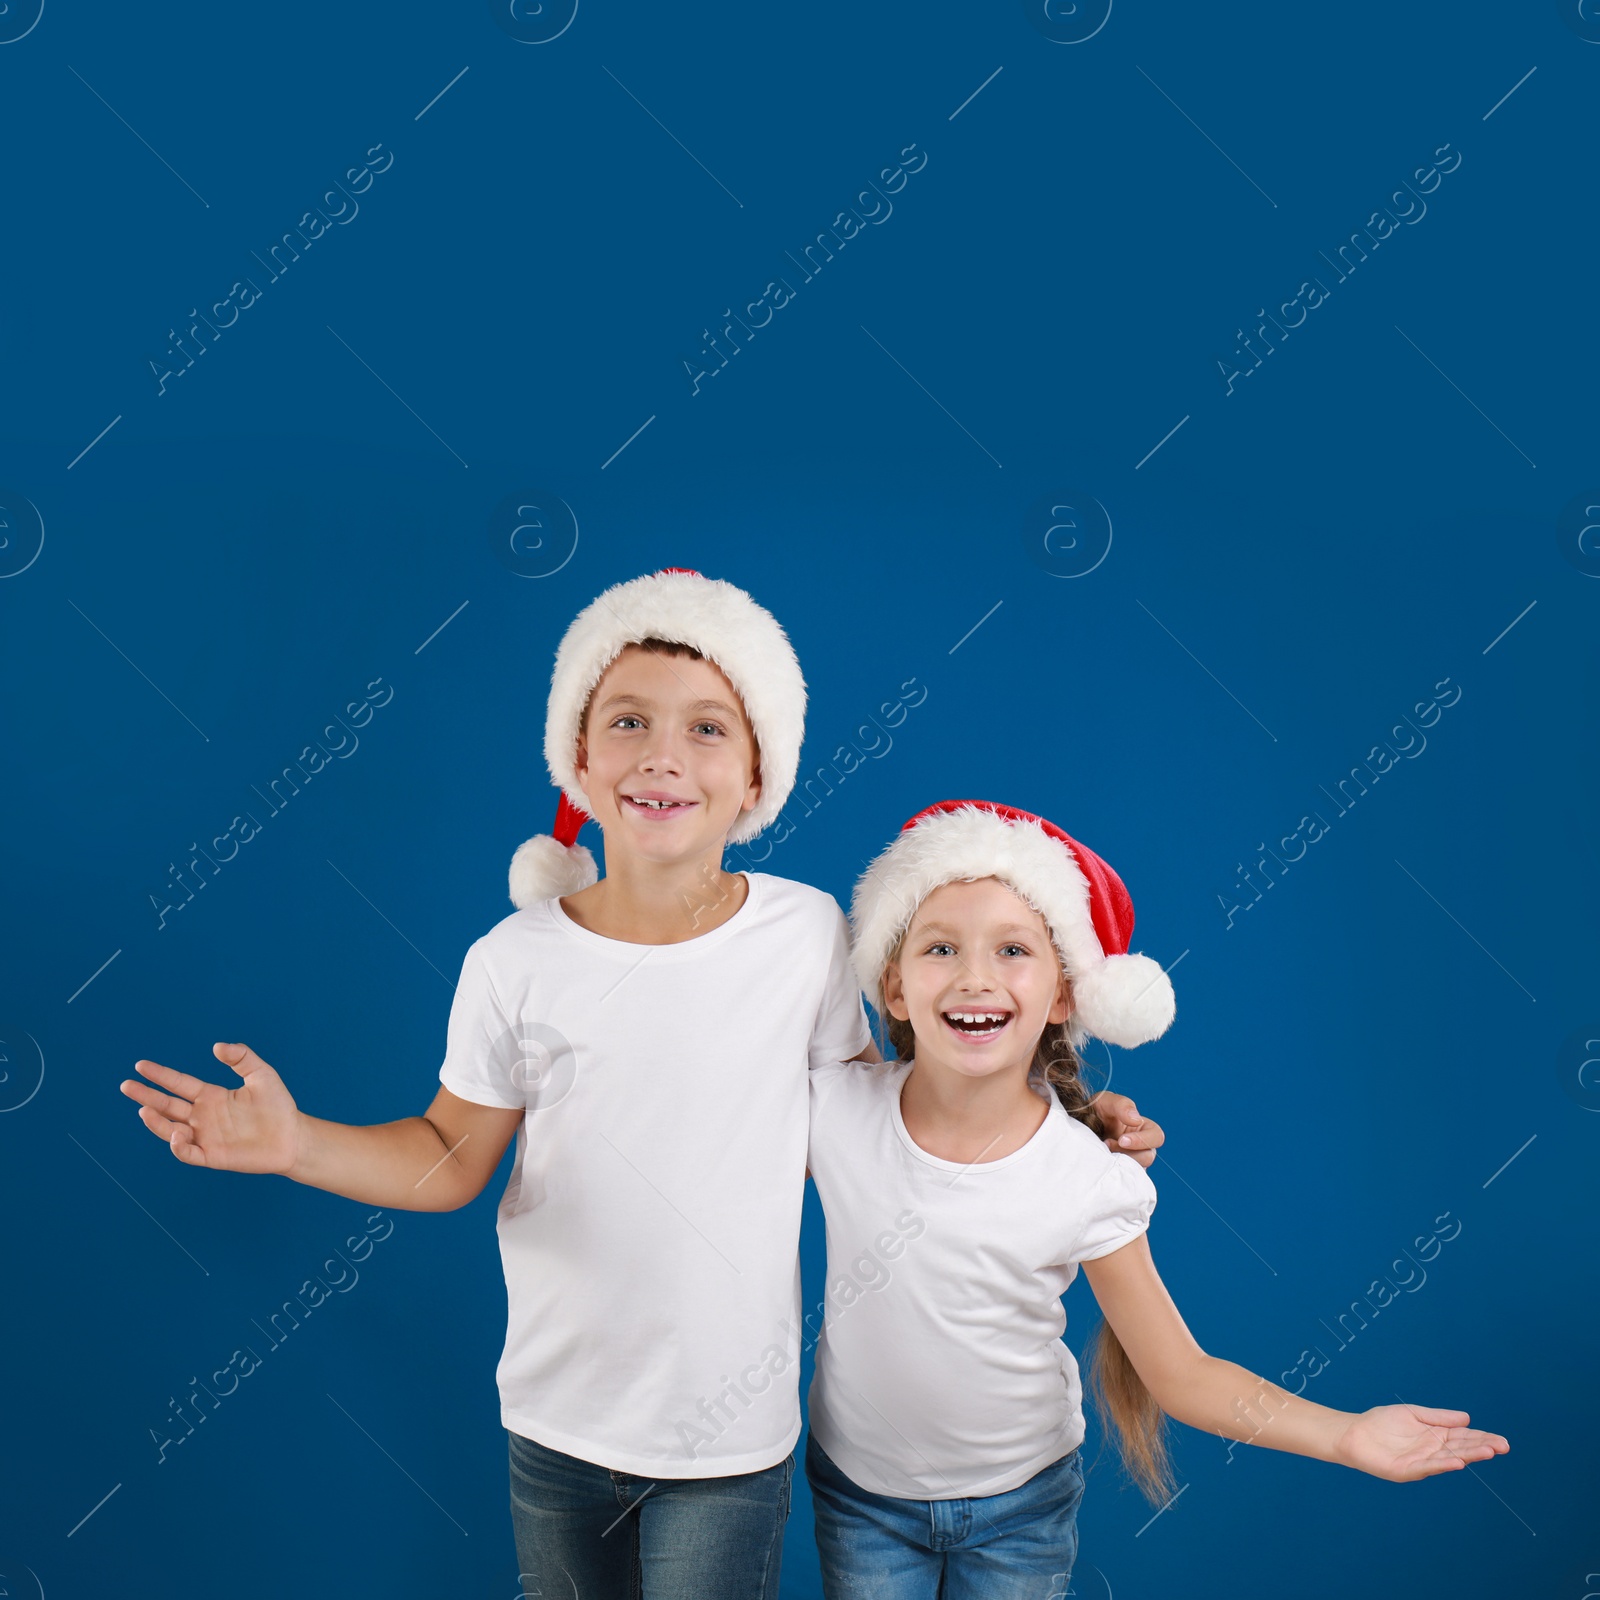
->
[883, 877, 1071, 1080]
[574, 645, 762, 869]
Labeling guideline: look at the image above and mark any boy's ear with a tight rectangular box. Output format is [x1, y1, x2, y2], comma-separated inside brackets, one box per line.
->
[882, 960, 911, 1022]
[741, 758, 763, 813]
[1047, 972, 1073, 1027]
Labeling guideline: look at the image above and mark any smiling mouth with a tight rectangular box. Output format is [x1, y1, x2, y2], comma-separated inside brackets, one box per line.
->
[941, 1010, 1012, 1041]
[622, 794, 696, 814]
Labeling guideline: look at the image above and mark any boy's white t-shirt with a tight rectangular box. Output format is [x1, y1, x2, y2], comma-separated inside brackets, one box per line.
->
[439, 872, 870, 1478]
[806, 1057, 1157, 1500]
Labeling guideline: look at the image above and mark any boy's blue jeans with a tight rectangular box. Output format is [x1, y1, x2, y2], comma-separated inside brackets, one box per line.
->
[805, 1432, 1085, 1600]
[508, 1427, 793, 1599]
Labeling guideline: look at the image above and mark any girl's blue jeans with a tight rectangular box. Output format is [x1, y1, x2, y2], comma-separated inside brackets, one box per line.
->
[805, 1432, 1085, 1600]
[507, 1427, 793, 1600]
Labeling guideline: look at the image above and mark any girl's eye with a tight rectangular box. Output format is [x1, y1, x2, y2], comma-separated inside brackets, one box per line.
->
[691, 721, 725, 737]
[924, 942, 956, 958]
[999, 943, 1030, 958]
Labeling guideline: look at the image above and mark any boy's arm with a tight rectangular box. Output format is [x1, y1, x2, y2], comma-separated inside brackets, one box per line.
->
[288, 1085, 522, 1211]
[122, 1042, 521, 1213]
[1083, 1235, 1508, 1479]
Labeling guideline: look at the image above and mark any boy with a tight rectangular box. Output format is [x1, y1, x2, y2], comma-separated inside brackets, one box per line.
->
[122, 569, 1163, 1599]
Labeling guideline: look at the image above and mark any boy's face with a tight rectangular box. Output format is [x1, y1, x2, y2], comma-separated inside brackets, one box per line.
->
[883, 877, 1071, 1081]
[574, 644, 762, 869]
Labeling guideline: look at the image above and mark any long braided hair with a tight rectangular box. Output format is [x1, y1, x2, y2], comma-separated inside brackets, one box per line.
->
[880, 940, 1177, 1506]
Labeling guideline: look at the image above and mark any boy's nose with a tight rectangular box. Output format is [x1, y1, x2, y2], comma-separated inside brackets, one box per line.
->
[638, 736, 685, 774]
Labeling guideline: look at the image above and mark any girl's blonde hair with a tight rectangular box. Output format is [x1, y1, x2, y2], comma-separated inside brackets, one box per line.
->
[881, 923, 1177, 1507]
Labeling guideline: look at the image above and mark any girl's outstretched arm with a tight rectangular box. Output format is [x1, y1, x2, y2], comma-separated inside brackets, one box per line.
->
[1082, 1235, 1508, 1480]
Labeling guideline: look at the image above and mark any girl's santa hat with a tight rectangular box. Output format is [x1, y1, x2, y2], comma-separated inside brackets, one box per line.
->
[508, 568, 806, 908]
[851, 799, 1176, 1049]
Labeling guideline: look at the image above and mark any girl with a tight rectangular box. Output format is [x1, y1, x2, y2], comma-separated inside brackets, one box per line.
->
[803, 799, 1508, 1597]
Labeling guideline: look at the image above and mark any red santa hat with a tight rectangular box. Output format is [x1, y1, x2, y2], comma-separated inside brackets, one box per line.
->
[508, 568, 807, 908]
[850, 799, 1176, 1049]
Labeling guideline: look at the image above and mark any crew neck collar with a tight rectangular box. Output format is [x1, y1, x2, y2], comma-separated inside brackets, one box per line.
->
[887, 1058, 1060, 1173]
[543, 871, 763, 959]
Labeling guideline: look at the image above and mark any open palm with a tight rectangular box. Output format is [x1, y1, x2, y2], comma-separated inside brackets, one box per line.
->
[120, 1043, 300, 1174]
[1338, 1403, 1509, 1481]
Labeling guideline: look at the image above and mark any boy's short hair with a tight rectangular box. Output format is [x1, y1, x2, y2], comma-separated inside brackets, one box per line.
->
[576, 637, 706, 738]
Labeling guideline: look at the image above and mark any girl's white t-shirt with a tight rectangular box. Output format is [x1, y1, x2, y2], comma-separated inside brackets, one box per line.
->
[806, 1057, 1157, 1500]
[440, 872, 870, 1477]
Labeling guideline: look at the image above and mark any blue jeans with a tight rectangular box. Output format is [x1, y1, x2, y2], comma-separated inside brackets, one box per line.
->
[805, 1433, 1085, 1600]
[507, 1428, 793, 1600]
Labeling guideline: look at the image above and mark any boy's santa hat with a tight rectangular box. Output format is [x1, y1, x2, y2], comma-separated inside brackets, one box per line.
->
[851, 799, 1176, 1049]
[508, 568, 807, 908]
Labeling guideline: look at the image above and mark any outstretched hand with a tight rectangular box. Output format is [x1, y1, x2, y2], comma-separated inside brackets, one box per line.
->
[120, 1043, 300, 1175]
[1337, 1403, 1509, 1481]
[1089, 1091, 1163, 1169]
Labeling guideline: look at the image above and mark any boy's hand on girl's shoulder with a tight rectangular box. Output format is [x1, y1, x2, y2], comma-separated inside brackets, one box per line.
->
[1089, 1091, 1163, 1168]
[120, 1042, 301, 1176]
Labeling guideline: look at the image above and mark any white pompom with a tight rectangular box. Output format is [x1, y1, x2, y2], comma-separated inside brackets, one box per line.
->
[1071, 952, 1176, 1048]
[509, 834, 598, 909]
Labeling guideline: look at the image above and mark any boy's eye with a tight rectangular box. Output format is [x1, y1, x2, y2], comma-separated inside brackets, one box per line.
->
[611, 714, 645, 730]
[999, 943, 1029, 958]
[691, 721, 725, 737]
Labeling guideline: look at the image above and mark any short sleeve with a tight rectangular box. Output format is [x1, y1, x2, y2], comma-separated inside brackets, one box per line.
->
[809, 900, 872, 1070]
[807, 1058, 853, 1168]
[1073, 1157, 1158, 1263]
[437, 938, 522, 1110]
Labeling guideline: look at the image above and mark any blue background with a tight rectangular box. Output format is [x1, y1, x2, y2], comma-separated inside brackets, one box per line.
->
[3, 1, 1597, 1595]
